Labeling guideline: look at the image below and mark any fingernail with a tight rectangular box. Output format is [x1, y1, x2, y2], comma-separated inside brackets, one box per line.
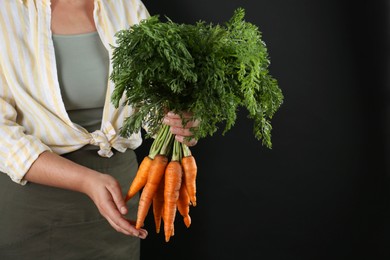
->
[120, 206, 127, 215]
[138, 231, 146, 239]
[163, 118, 169, 124]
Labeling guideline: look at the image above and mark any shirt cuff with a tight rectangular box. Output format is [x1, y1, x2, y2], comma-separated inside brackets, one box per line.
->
[5, 135, 51, 185]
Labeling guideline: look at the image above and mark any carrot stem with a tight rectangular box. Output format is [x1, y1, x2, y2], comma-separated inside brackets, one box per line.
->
[181, 143, 192, 158]
[149, 125, 167, 158]
[149, 124, 173, 158]
[172, 139, 181, 161]
[159, 125, 174, 157]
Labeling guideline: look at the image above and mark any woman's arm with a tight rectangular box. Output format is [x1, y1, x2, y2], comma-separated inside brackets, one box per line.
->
[24, 151, 148, 239]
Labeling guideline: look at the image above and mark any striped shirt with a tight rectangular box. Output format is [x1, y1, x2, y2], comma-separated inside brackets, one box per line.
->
[0, 0, 150, 184]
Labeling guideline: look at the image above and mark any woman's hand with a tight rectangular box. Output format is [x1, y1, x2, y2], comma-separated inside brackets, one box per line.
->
[163, 111, 199, 146]
[25, 151, 148, 238]
[82, 173, 148, 239]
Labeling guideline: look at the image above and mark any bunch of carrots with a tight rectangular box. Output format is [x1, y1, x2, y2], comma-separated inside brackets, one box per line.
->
[112, 8, 284, 242]
[125, 124, 197, 242]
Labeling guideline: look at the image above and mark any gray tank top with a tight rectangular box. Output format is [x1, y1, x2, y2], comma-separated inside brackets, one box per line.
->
[52, 31, 109, 132]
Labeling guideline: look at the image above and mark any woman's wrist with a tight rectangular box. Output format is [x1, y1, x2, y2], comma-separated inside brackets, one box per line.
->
[76, 168, 103, 196]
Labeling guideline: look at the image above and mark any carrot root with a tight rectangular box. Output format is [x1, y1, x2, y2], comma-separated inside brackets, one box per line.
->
[163, 160, 182, 242]
[177, 180, 192, 228]
[153, 178, 165, 233]
[181, 155, 197, 206]
[125, 156, 153, 202]
[136, 154, 168, 229]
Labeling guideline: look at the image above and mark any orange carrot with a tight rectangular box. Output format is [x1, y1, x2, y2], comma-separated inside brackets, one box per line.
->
[125, 156, 153, 202]
[163, 160, 182, 242]
[136, 154, 168, 229]
[177, 180, 191, 228]
[153, 177, 165, 233]
[181, 155, 197, 206]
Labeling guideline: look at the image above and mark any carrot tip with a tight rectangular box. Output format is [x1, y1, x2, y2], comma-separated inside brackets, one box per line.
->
[184, 216, 191, 228]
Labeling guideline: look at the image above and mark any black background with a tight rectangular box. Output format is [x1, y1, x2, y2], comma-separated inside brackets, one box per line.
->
[136, 1, 389, 259]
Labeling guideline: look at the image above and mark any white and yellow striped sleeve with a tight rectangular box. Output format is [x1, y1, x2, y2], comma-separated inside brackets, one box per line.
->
[0, 72, 51, 185]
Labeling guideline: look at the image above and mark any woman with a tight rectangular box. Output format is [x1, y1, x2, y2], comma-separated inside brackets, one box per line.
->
[0, 0, 197, 258]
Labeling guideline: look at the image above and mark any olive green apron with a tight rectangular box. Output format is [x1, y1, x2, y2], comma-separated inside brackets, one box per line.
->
[0, 148, 140, 260]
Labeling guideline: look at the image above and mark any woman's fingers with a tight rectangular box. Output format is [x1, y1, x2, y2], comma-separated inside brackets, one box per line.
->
[169, 126, 194, 137]
[138, 228, 148, 239]
[102, 195, 149, 239]
[104, 203, 136, 236]
[106, 181, 128, 215]
[174, 135, 198, 147]
[163, 111, 199, 146]
[163, 111, 199, 129]
[87, 173, 148, 238]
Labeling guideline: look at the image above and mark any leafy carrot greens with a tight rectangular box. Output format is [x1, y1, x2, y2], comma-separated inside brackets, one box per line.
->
[110, 8, 283, 148]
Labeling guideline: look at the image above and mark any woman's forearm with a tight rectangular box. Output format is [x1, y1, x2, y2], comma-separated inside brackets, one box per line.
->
[24, 151, 97, 194]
